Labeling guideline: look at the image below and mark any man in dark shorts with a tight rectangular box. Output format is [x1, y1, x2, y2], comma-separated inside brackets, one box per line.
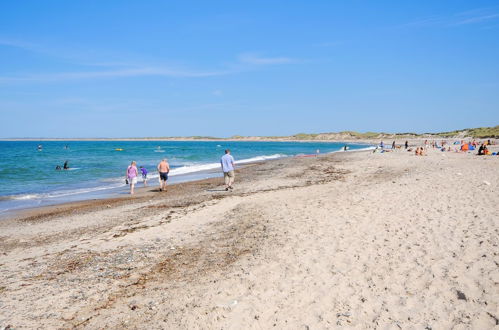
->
[157, 159, 170, 191]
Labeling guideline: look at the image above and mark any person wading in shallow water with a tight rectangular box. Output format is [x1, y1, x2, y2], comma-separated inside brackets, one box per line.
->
[220, 149, 236, 191]
[157, 158, 170, 192]
[126, 161, 138, 195]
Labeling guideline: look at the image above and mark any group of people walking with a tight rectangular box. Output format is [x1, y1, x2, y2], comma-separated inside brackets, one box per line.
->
[125, 149, 236, 195]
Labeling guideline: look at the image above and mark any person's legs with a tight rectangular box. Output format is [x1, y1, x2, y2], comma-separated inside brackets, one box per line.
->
[228, 171, 235, 189]
[130, 179, 135, 195]
[224, 172, 230, 188]
[159, 173, 166, 191]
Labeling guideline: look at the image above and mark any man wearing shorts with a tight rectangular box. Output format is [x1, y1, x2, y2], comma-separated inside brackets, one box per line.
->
[157, 159, 170, 192]
[220, 149, 235, 191]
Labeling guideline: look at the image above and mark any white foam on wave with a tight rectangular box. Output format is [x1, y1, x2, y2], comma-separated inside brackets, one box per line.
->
[146, 153, 287, 179]
[0, 153, 288, 204]
[4, 183, 125, 202]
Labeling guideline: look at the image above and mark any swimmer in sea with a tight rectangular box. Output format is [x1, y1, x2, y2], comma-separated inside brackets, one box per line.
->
[63, 161, 69, 170]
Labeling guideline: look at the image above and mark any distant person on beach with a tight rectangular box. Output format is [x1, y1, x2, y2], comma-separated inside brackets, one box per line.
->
[157, 159, 170, 192]
[380, 141, 384, 149]
[126, 161, 138, 195]
[343, 145, 348, 151]
[478, 144, 489, 155]
[405, 141, 408, 149]
[63, 161, 69, 170]
[221, 149, 235, 191]
[392, 141, 396, 149]
[140, 166, 148, 186]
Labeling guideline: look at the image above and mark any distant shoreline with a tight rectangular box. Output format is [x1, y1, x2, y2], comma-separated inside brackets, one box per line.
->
[1, 125, 497, 141]
[0, 137, 372, 142]
[1, 137, 497, 144]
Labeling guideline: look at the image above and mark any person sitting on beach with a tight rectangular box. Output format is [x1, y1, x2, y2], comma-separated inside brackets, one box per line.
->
[140, 166, 148, 186]
[478, 144, 489, 155]
[415, 147, 420, 156]
[126, 161, 138, 195]
[157, 159, 170, 192]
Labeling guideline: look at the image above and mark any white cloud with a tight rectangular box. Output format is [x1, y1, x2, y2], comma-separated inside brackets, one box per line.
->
[314, 41, 342, 47]
[403, 7, 499, 28]
[0, 38, 300, 83]
[0, 66, 233, 83]
[454, 13, 499, 25]
[238, 53, 296, 65]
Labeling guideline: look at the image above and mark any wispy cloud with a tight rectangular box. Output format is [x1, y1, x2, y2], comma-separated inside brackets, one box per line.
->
[0, 38, 37, 50]
[454, 13, 499, 25]
[0, 66, 235, 83]
[403, 7, 499, 28]
[0, 38, 300, 83]
[313, 41, 342, 47]
[238, 53, 297, 65]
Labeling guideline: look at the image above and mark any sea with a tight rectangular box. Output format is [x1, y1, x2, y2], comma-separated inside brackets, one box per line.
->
[0, 140, 371, 214]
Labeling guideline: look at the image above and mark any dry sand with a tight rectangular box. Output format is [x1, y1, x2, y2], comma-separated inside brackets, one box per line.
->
[0, 147, 498, 329]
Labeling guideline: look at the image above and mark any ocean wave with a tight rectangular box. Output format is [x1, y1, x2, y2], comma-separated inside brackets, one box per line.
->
[0, 153, 288, 203]
[0, 183, 124, 201]
[146, 153, 287, 179]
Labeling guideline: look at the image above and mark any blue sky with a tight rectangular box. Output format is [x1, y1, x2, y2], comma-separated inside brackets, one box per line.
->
[1, 1, 498, 138]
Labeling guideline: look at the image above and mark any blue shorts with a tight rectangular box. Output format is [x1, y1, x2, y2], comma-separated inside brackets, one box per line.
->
[160, 172, 169, 181]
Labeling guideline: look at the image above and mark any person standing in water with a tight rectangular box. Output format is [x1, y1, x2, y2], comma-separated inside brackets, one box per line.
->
[220, 149, 235, 191]
[157, 159, 170, 192]
[63, 160, 69, 170]
[140, 166, 148, 186]
[126, 161, 138, 195]
[405, 141, 408, 149]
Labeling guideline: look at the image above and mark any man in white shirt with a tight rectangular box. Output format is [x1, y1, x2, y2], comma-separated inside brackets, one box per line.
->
[220, 149, 235, 191]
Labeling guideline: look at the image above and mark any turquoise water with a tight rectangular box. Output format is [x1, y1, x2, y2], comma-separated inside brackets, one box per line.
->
[0, 140, 370, 213]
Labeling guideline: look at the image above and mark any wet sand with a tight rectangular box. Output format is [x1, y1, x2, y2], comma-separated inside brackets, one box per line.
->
[0, 147, 498, 328]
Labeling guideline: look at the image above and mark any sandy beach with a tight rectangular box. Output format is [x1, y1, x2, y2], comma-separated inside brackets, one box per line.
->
[0, 146, 498, 329]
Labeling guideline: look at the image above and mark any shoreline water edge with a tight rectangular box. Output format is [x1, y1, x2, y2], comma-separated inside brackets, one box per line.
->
[0, 141, 373, 217]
